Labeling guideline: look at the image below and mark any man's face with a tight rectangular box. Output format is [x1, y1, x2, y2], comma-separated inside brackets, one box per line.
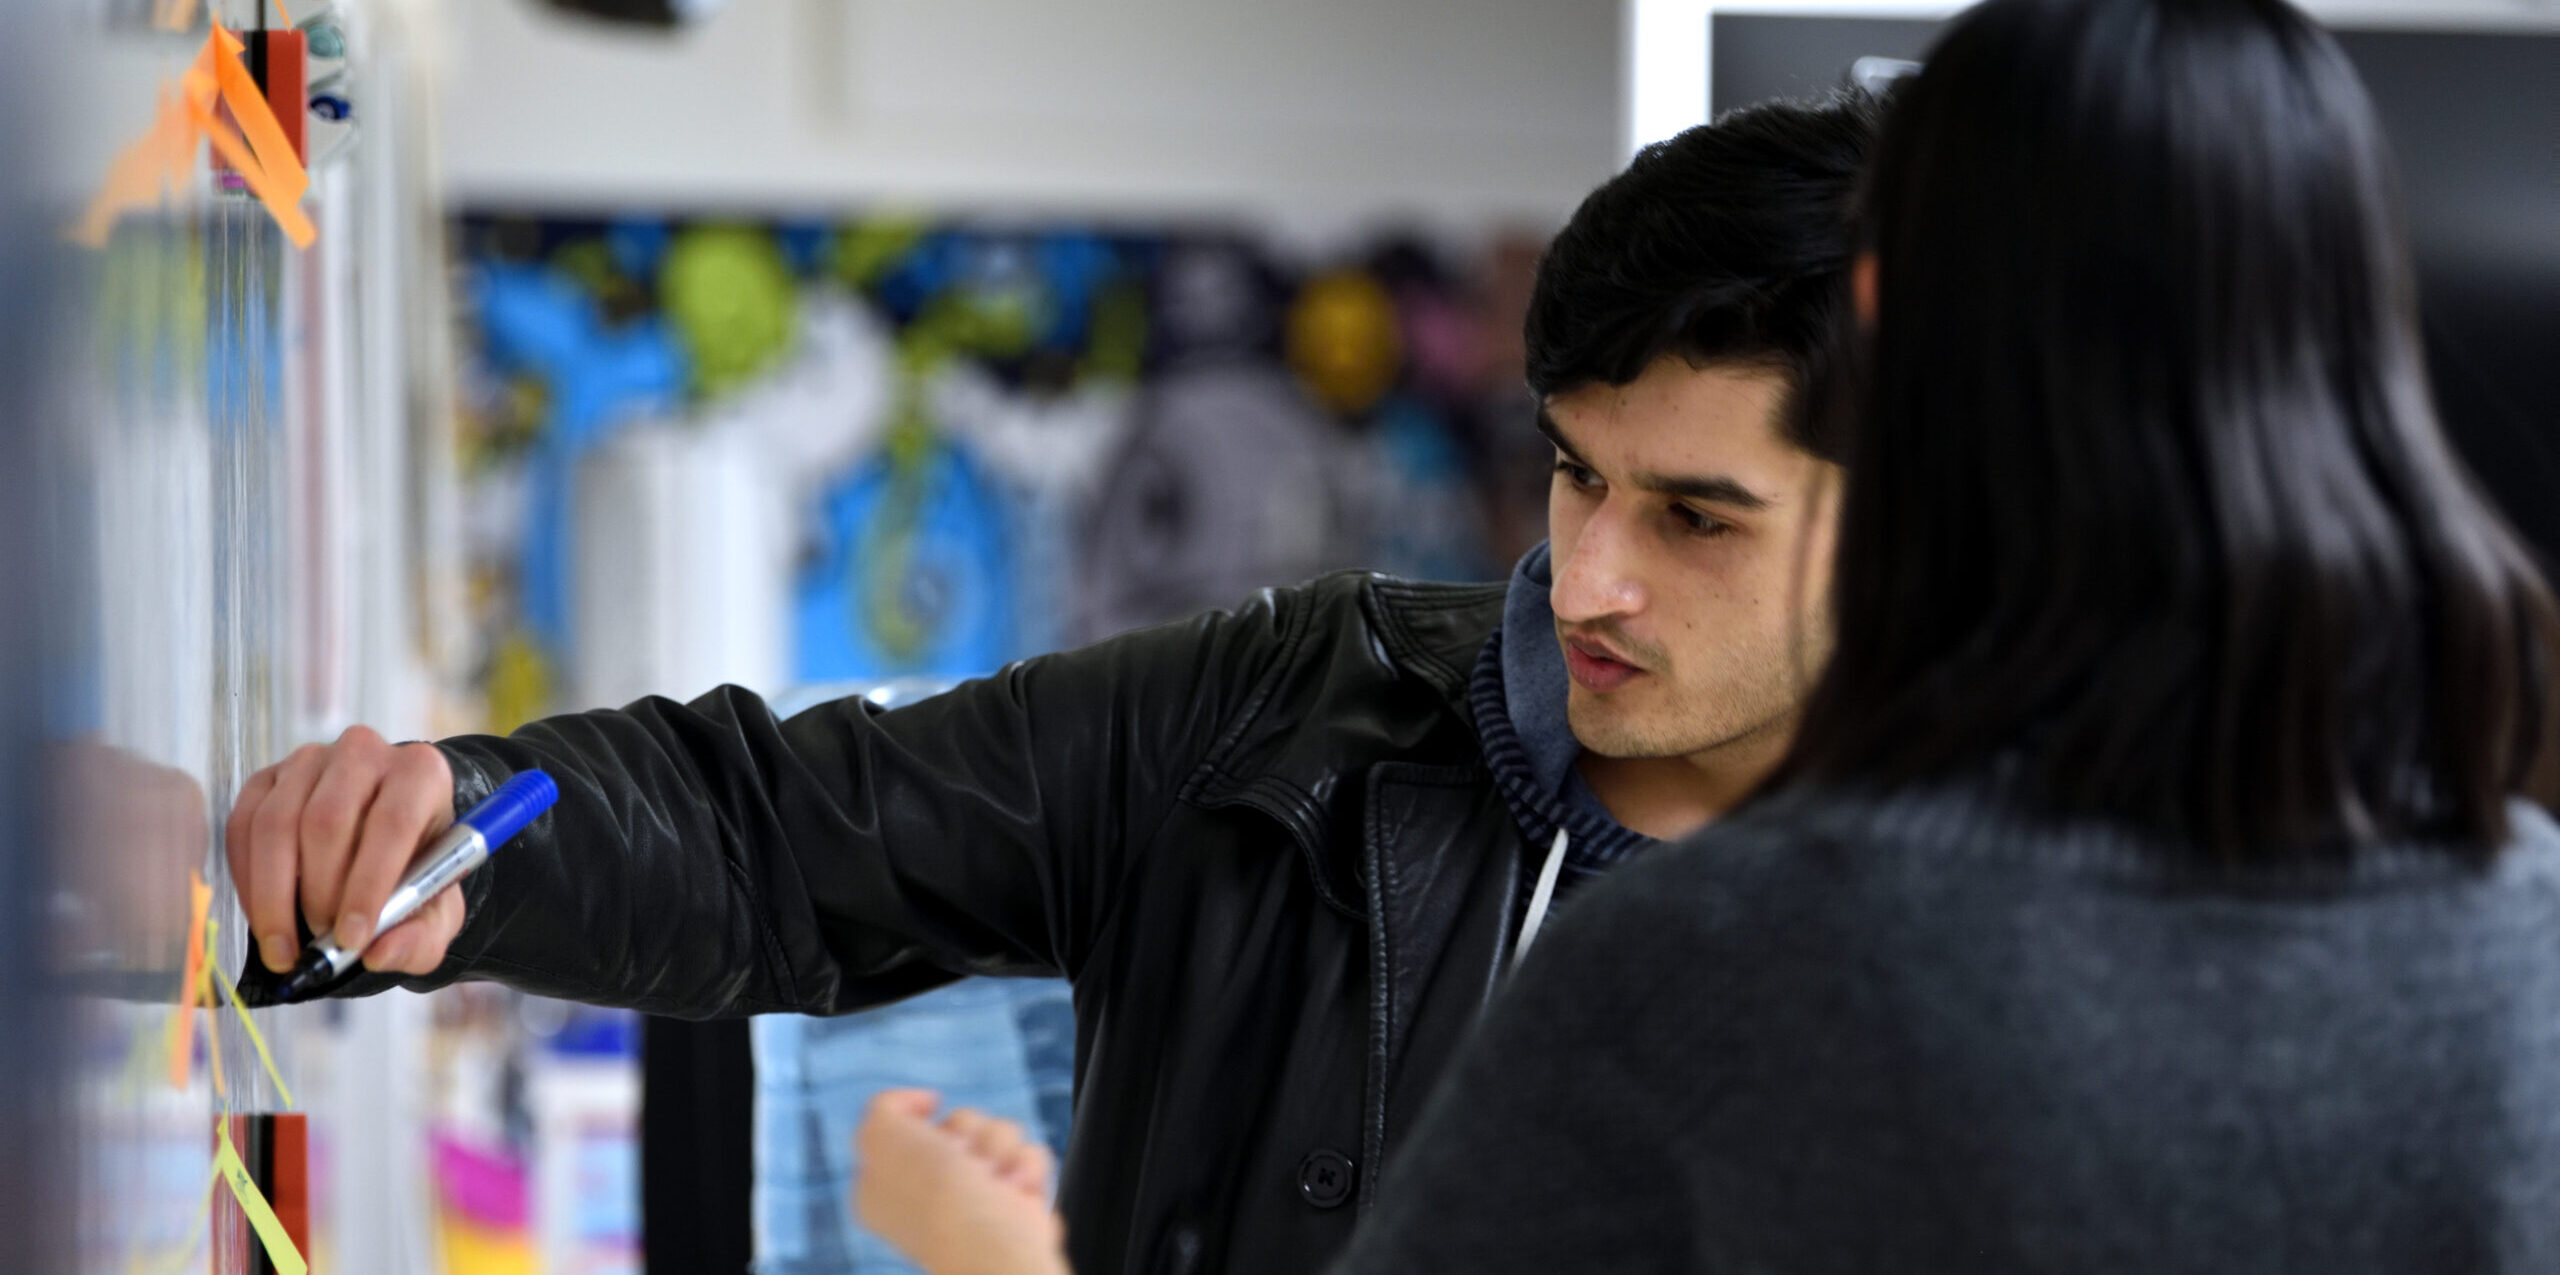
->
[1543, 356, 1841, 762]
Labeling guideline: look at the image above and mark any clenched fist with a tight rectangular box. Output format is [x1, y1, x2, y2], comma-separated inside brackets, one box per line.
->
[224, 725, 463, 977]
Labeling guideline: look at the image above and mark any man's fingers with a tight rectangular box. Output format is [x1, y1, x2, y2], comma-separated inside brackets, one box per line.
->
[943, 1109, 1028, 1165]
[412, 882, 468, 971]
[868, 1089, 942, 1123]
[336, 742, 453, 954]
[296, 727, 392, 939]
[997, 1141, 1055, 1195]
[940, 1108, 991, 1146]
[244, 746, 325, 973]
[219, 730, 456, 978]
[360, 911, 423, 974]
[857, 1089, 945, 1164]
[362, 882, 464, 975]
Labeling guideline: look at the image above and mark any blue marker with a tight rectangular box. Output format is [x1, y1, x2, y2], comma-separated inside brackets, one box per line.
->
[269, 769, 559, 1003]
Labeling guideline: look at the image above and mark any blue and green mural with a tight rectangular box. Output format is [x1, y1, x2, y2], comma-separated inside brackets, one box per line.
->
[453, 213, 1552, 728]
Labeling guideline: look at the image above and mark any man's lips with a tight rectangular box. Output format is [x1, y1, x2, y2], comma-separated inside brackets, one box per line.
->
[1562, 638, 1644, 692]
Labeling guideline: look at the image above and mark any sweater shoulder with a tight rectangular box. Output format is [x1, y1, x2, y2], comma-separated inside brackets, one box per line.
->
[1531, 780, 2560, 985]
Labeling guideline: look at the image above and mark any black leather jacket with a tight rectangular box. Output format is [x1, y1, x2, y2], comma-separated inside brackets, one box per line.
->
[376, 572, 1529, 1275]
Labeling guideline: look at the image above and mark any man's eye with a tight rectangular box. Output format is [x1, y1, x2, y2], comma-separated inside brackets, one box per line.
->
[1553, 460, 1600, 489]
[1672, 505, 1732, 537]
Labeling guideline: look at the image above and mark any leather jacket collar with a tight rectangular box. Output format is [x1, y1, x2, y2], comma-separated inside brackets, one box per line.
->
[1184, 574, 1505, 920]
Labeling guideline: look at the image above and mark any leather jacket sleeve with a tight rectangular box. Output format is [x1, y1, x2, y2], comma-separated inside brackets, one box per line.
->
[345, 586, 1308, 1019]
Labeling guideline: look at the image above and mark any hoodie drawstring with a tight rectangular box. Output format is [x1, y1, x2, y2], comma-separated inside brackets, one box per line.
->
[1511, 828, 1569, 975]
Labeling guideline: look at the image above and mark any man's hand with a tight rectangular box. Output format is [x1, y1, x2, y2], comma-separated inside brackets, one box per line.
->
[856, 1090, 1071, 1275]
[224, 725, 463, 976]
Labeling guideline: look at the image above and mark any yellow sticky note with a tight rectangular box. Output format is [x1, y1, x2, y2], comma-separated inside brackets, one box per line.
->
[213, 1122, 308, 1275]
[127, 1158, 217, 1275]
[208, 946, 295, 1109]
[201, 968, 225, 1096]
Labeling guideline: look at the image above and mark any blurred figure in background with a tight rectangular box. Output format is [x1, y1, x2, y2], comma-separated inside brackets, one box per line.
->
[857, 0, 2560, 1272]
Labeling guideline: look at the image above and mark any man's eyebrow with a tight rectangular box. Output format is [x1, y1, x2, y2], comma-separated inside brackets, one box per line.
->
[1533, 409, 1583, 462]
[1537, 408, 1772, 511]
[1641, 472, 1770, 510]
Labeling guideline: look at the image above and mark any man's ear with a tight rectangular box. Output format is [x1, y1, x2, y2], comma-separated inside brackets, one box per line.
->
[1852, 253, 1879, 328]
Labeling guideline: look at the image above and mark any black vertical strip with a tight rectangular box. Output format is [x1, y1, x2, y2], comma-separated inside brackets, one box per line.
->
[247, 1114, 277, 1275]
[640, 1017, 756, 1274]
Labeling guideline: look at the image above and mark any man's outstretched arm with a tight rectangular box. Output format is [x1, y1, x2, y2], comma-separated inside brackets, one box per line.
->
[227, 586, 1311, 1017]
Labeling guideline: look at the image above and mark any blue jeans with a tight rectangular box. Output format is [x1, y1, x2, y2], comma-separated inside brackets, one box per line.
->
[750, 978, 1075, 1275]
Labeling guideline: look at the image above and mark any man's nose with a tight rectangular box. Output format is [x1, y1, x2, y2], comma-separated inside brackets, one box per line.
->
[1551, 507, 1645, 625]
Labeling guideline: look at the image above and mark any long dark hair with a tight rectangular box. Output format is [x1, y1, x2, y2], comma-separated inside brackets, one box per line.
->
[1781, 0, 2560, 856]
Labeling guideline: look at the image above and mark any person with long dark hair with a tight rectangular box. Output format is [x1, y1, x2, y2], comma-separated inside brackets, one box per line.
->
[1326, 0, 2560, 1268]
[854, 0, 2560, 1270]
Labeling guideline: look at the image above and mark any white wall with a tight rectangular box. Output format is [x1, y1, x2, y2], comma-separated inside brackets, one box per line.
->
[434, 0, 1623, 225]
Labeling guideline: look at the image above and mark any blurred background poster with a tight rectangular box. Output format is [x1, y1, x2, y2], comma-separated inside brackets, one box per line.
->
[452, 212, 1555, 732]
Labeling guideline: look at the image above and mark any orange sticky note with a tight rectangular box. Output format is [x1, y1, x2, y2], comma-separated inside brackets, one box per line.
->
[183, 93, 315, 248]
[206, 26, 309, 208]
[73, 24, 318, 251]
[71, 88, 199, 248]
[204, 25, 315, 247]
[165, 871, 212, 1089]
[72, 32, 215, 248]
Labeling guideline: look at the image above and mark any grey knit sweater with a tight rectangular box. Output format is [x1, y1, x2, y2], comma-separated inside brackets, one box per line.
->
[1331, 776, 2560, 1274]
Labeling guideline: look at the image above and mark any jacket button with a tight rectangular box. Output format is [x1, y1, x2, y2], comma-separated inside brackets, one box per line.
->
[1297, 1149, 1356, 1209]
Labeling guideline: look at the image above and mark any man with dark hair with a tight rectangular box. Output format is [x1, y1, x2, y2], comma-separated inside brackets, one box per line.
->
[229, 95, 1873, 1275]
